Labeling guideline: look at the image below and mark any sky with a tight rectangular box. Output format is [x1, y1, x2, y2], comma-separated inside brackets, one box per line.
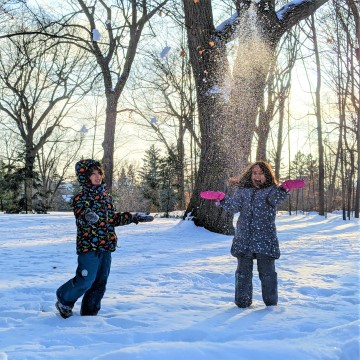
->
[0, 211, 359, 359]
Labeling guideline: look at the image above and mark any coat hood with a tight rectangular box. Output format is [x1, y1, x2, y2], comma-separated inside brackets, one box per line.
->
[75, 159, 103, 186]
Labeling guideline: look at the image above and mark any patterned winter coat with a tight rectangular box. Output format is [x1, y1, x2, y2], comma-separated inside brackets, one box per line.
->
[73, 159, 132, 254]
[220, 185, 289, 259]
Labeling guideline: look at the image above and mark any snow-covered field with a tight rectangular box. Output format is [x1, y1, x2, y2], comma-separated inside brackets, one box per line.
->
[0, 212, 359, 360]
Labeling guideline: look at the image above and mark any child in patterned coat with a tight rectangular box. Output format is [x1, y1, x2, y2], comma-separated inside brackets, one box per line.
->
[201, 161, 304, 308]
[56, 159, 150, 318]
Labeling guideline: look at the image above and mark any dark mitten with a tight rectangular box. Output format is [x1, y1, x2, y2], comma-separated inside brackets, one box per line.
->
[132, 212, 154, 224]
[84, 210, 99, 224]
[132, 214, 139, 225]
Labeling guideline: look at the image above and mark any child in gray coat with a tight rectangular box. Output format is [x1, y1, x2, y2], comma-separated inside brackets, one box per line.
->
[201, 161, 304, 308]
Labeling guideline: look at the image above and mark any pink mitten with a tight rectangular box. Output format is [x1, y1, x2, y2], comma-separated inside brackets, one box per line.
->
[281, 179, 305, 191]
[200, 191, 225, 201]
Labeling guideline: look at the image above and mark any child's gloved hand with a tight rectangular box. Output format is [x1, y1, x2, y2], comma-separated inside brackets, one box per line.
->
[84, 210, 99, 224]
[281, 179, 305, 191]
[132, 213, 154, 224]
[200, 191, 225, 203]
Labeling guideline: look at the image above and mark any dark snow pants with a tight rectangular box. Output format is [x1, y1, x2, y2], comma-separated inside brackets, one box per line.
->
[56, 251, 112, 316]
[235, 254, 278, 308]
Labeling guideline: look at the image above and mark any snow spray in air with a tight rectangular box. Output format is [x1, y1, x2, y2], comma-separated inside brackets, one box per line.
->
[223, 3, 275, 171]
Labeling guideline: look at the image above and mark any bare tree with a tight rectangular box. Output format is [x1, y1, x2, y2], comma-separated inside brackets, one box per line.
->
[50, 0, 170, 191]
[36, 129, 85, 210]
[0, 31, 91, 211]
[0, 0, 26, 24]
[305, 14, 325, 215]
[346, 0, 359, 218]
[0, 128, 19, 168]
[319, 0, 359, 218]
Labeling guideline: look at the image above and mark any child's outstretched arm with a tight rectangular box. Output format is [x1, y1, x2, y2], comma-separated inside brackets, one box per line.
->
[131, 213, 154, 224]
[267, 179, 305, 207]
[200, 189, 243, 213]
[113, 212, 154, 226]
[113, 212, 134, 226]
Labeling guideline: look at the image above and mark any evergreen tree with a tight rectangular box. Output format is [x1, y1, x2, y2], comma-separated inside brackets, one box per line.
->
[1, 163, 25, 213]
[139, 145, 186, 215]
[139, 145, 162, 212]
[159, 151, 178, 217]
[0, 161, 14, 212]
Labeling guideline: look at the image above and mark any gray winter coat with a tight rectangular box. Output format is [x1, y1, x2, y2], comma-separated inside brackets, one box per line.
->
[220, 185, 289, 259]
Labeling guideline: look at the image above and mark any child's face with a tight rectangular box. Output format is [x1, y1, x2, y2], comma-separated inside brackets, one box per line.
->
[251, 165, 266, 188]
[89, 169, 104, 186]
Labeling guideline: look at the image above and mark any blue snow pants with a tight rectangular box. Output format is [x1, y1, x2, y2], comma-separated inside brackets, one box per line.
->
[56, 251, 112, 316]
[235, 253, 278, 308]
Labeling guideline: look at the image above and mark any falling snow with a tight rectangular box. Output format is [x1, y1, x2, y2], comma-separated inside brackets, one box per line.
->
[160, 46, 171, 58]
[92, 29, 101, 42]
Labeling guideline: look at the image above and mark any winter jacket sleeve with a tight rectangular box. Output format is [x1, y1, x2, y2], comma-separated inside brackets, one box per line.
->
[72, 192, 91, 222]
[218, 189, 244, 214]
[112, 211, 133, 227]
[266, 186, 289, 207]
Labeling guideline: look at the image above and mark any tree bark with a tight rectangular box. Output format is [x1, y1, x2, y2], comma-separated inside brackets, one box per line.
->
[256, 65, 275, 162]
[182, 0, 235, 233]
[102, 92, 120, 190]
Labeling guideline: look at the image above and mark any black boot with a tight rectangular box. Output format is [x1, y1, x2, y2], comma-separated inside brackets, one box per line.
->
[260, 272, 278, 306]
[55, 301, 73, 319]
[235, 272, 253, 308]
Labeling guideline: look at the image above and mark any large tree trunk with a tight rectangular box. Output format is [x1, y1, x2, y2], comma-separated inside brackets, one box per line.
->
[102, 93, 120, 190]
[182, 0, 236, 233]
[256, 65, 276, 162]
[25, 143, 36, 213]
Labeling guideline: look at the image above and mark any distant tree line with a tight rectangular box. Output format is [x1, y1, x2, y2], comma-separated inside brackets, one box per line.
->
[1, 145, 356, 220]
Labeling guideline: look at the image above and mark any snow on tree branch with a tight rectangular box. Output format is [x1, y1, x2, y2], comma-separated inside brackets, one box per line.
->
[213, 0, 329, 44]
[276, 0, 329, 32]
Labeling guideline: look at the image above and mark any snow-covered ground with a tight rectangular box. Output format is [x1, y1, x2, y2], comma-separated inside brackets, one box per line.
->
[0, 212, 358, 360]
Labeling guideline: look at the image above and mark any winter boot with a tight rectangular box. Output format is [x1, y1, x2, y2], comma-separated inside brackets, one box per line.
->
[55, 301, 73, 319]
[260, 272, 278, 306]
[235, 272, 253, 308]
